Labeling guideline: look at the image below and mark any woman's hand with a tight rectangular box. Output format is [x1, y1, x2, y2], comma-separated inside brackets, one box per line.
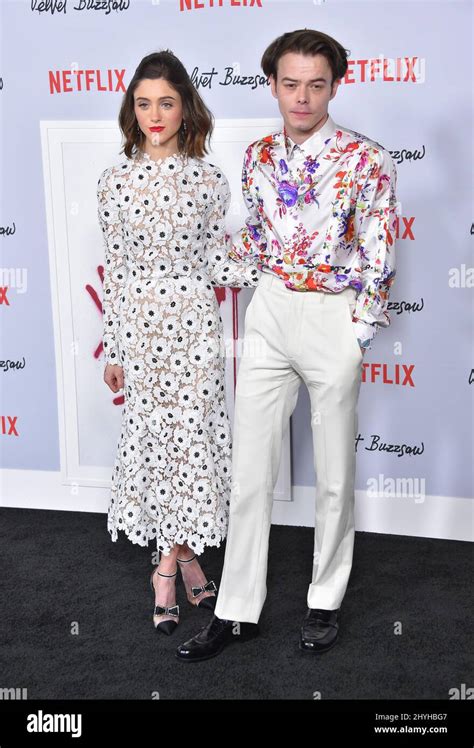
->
[104, 364, 124, 393]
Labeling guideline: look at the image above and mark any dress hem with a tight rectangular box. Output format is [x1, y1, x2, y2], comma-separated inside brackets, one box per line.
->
[107, 522, 227, 557]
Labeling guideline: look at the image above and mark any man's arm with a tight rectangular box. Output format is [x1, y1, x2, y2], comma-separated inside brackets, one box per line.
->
[227, 144, 268, 263]
[352, 148, 398, 351]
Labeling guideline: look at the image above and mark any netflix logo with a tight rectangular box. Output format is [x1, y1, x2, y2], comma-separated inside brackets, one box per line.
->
[394, 216, 415, 241]
[180, 0, 262, 9]
[0, 416, 18, 436]
[362, 363, 415, 387]
[343, 56, 425, 84]
[49, 68, 125, 94]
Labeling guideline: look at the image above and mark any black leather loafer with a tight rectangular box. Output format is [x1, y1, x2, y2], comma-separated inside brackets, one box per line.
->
[299, 608, 340, 653]
[176, 614, 260, 662]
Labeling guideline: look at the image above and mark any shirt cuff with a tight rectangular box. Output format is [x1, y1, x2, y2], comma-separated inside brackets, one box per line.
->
[352, 318, 377, 351]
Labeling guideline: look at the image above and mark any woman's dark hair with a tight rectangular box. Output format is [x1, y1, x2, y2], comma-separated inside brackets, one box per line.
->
[261, 29, 349, 85]
[119, 50, 213, 159]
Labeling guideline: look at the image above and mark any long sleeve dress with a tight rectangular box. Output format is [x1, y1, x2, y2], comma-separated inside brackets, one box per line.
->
[97, 149, 261, 555]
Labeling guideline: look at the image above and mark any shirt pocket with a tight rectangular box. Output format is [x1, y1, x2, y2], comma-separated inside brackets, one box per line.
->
[242, 287, 260, 333]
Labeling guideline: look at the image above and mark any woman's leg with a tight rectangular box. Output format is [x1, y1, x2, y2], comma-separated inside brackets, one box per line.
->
[151, 544, 180, 626]
[176, 542, 216, 606]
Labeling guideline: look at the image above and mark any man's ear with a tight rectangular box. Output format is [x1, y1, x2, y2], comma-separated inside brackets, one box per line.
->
[329, 78, 341, 101]
[269, 74, 278, 99]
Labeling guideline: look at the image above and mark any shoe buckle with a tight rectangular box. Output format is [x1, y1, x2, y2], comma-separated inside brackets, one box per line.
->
[154, 604, 179, 617]
[191, 580, 217, 598]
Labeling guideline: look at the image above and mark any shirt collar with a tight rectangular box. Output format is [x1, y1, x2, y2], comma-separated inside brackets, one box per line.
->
[283, 113, 337, 161]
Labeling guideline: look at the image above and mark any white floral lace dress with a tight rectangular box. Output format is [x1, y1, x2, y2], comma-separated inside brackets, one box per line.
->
[97, 149, 260, 554]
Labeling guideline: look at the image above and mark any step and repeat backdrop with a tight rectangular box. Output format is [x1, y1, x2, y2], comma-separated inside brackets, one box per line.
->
[1, 0, 472, 541]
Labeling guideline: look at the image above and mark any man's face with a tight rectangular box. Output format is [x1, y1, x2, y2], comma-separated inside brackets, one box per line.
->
[270, 52, 340, 143]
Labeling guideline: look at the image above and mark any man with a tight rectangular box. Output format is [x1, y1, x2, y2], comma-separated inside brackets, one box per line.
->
[176, 28, 398, 662]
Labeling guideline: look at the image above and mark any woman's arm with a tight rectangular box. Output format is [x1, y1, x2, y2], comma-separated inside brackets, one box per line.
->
[204, 167, 261, 288]
[227, 143, 268, 264]
[97, 166, 128, 366]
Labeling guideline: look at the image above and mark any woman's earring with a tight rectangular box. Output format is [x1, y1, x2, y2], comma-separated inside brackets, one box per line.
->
[182, 120, 187, 132]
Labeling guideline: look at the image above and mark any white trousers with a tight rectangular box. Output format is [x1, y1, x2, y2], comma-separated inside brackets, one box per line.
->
[214, 271, 364, 623]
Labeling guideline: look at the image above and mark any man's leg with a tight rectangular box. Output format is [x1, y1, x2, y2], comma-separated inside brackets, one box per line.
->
[299, 288, 363, 610]
[214, 282, 301, 624]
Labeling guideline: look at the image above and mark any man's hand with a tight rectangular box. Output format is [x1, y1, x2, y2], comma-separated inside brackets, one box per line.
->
[104, 364, 124, 393]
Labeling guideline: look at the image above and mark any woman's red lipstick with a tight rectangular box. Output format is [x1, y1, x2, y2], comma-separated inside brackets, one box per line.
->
[149, 126, 164, 132]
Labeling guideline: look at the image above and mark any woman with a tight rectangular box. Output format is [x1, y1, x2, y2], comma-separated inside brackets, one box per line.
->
[97, 50, 260, 635]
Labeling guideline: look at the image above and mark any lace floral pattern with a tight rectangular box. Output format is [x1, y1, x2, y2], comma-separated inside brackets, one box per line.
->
[97, 149, 260, 554]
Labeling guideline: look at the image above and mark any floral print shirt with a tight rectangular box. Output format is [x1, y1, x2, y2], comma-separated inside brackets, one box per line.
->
[227, 113, 398, 350]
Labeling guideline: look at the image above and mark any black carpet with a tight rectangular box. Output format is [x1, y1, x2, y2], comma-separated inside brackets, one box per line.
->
[1, 507, 471, 700]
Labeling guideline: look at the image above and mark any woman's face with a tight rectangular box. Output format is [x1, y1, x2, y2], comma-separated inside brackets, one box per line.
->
[134, 77, 184, 153]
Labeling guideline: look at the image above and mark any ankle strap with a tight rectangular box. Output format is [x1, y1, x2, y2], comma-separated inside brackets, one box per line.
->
[156, 569, 177, 578]
[177, 554, 196, 563]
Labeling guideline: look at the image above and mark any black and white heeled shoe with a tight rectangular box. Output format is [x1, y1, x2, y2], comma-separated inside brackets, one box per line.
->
[177, 554, 217, 611]
[149, 566, 180, 635]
